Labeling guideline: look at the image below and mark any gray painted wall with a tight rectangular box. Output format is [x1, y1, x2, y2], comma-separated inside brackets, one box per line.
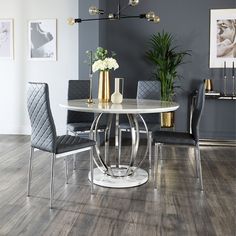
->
[79, 0, 236, 140]
[79, 0, 99, 97]
[98, 0, 236, 140]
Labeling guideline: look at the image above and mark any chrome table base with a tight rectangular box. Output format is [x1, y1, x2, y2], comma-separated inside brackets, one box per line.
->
[89, 113, 149, 188]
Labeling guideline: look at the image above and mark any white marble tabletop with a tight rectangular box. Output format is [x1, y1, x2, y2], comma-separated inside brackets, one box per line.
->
[60, 99, 179, 114]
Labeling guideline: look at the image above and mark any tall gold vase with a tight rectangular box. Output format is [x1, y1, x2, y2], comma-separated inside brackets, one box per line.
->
[98, 70, 110, 103]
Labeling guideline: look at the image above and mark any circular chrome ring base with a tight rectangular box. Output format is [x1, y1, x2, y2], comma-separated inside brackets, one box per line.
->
[88, 165, 148, 188]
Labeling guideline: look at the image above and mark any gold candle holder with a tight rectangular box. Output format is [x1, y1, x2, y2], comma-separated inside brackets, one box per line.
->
[204, 79, 213, 92]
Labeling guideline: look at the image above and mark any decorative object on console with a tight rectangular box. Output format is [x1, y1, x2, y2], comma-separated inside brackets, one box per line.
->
[233, 61, 235, 96]
[111, 78, 124, 104]
[0, 19, 13, 59]
[204, 79, 213, 92]
[224, 61, 227, 95]
[146, 31, 190, 127]
[67, 0, 160, 25]
[92, 47, 119, 103]
[209, 9, 236, 68]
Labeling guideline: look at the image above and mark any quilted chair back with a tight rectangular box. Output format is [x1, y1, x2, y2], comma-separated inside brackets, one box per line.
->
[137, 81, 161, 124]
[67, 80, 94, 124]
[191, 82, 205, 142]
[27, 82, 57, 153]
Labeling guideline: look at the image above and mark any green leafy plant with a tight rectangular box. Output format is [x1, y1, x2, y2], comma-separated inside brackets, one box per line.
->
[146, 31, 190, 101]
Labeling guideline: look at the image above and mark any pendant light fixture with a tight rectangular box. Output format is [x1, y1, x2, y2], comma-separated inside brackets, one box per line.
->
[67, 0, 160, 25]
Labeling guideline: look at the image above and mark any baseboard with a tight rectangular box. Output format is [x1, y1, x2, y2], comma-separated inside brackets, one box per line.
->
[0, 125, 31, 135]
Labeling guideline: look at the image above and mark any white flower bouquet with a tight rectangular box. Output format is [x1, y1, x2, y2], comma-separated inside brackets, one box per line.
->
[91, 47, 119, 73]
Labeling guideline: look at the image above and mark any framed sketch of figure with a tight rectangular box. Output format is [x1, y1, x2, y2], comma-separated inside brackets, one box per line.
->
[0, 19, 13, 60]
[29, 19, 57, 61]
[210, 9, 236, 68]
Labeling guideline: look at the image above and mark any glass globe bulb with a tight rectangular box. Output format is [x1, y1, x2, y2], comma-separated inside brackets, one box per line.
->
[108, 14, 115, 19]
[67, 17, 75, 25]
[153, 15, 160, 23]
[146, 11, 155, 21]
[89, 6, 99, 15]
[129, 0, 139, 6]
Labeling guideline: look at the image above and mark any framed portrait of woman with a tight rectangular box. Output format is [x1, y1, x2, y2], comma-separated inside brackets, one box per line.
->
[210, 9, 236, 68]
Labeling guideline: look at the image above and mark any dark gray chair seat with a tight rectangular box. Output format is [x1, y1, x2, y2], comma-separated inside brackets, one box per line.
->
[152, 131, 196, 146]
[27, 82, 95, 208]
[153, 82, 205, 190]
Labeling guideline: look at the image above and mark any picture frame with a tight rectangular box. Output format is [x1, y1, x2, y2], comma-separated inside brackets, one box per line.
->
[210, 9, 236, 68]
[0, 19, 14, 60]
[28, 19, 57, 61]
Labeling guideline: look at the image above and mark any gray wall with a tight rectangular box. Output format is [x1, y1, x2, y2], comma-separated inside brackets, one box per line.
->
[79, 0, 236, 140]
[98, 0, 236, 140]
[79, 0, 100, 97]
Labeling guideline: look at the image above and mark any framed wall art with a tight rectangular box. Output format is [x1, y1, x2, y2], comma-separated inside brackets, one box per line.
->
[0, 19, 13, 59]
[29, 19, 57, 61]
[210, 9, 236, 68]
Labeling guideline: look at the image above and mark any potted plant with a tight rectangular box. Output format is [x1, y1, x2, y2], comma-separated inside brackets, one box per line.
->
[146, 31, 190, 127]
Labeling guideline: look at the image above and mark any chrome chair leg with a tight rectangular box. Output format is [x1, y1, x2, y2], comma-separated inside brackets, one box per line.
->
[159, 143, 163, 161]
[27, 147, 34, 196]
[196, 145, 203, 191]
[118, 128, 122, 166]
[194, 147, 199, 178]
[90, 148, 94, 194]
[50, 154, 56, 209]
[73, 154, 76, 170]
[154, 143, 160, 189]
[148, 132, 152, 169]
[64, 158, 69, 184]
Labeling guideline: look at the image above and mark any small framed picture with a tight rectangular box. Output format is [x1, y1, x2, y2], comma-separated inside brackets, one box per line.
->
[210, 9, 236, 68]
[0, 19, 14, 60]
[28, 19, 57, 61]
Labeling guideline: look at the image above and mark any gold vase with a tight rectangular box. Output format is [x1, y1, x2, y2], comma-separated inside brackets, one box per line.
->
[161, 112, 175, 128]
[98, 70, 110, 103]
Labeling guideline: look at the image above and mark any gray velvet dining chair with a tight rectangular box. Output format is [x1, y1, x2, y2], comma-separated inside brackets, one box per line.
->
[153, 82, 205, 190]
[67, 80, 106, 169]
[27, 82, 96, 208]
[118, 80, 161, 169]
[67, 80, 95, 135]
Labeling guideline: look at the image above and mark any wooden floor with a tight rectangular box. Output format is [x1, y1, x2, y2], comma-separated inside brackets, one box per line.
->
[0, 135, 235, 236]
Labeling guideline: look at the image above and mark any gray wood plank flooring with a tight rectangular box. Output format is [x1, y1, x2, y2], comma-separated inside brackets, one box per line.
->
[0, 135, 235, 236]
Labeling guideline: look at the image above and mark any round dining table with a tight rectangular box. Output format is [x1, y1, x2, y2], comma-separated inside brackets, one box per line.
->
[60, 99, 179, 188]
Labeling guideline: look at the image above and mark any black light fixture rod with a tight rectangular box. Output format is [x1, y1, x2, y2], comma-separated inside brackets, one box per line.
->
[75, 17, 112, 22]
[74, 14, 146, 23]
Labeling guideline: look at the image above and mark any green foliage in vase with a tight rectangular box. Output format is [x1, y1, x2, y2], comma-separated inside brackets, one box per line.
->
[146, 31, 190, 102]
[94, 47, 116, 61]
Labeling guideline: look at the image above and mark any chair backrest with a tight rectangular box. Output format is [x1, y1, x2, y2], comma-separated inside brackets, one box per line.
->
[67, 80, 94, 124]
[137, 81, 160, 100]
[191, 82, 205, 142]
[27, 82, 57, 153]
[137, 80, 161, 124]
